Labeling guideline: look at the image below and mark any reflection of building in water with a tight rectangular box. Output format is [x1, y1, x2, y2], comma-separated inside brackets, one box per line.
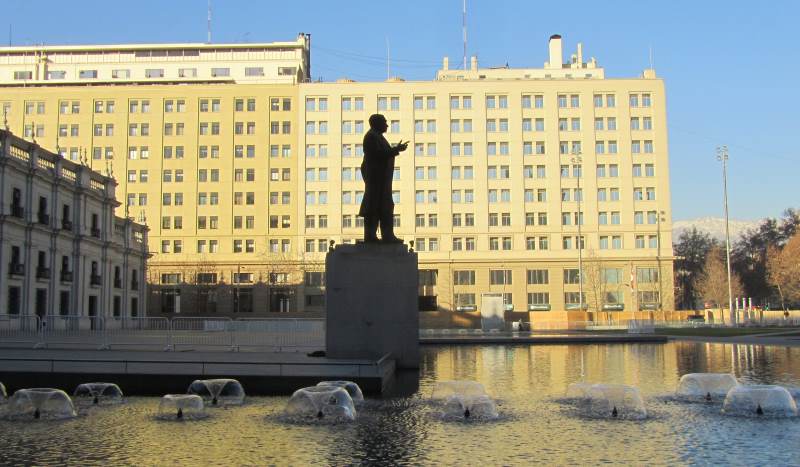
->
[674, 342, 800, 385]
[0, 34, 674, 321]
[424, 343, 683, 397]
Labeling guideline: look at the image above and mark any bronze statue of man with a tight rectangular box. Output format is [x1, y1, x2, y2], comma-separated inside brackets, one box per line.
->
[358, 114, 408, 243]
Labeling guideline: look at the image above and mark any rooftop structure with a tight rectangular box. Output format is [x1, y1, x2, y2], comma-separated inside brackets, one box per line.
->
[0, 33, 311, 85]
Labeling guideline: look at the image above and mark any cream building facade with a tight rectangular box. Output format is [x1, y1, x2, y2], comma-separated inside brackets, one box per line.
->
[0, 34, 674, 321]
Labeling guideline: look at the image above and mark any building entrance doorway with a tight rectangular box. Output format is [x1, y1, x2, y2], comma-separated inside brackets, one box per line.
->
[269, 289, 294, 313]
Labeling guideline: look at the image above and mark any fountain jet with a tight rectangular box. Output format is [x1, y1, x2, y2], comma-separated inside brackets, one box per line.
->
[6, 388, 77, 421]
[285, 386, 356, 422]
[187, 379, 245, 407]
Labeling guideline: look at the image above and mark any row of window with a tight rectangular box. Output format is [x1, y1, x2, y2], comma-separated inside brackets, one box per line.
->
[14, 65, 296, 82]
[155, 230, 663, 255]
[450, 290, 660, 308]
[451, 267, 659, 286]
[8, 189, 101, 235]
[54, 118, 650, 139]
[6, 245, 139, 289]
[19, 92, 653, 119]
[161, 238, 293, 254]
[307, 93, 654, 113]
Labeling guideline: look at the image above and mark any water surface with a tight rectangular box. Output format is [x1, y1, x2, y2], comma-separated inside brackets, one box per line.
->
[1, 342, 799, 466]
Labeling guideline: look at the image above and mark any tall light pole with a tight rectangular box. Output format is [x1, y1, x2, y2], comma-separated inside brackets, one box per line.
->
[716, 146, 734, 325]
[570, 152, 584, 316]
[656, 209, 665, 320]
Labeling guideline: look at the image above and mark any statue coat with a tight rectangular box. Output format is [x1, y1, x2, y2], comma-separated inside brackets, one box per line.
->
[358, 128, 400, 218]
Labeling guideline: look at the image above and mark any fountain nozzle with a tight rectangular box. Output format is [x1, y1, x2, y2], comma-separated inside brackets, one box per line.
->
[177, 408, 183, 419]
[705, 392, 712, 402]
[611, 406, 618, 418]
[317, 410, 324, 419]
[93, 395, 99, 405]
[756, 404, 764, 416]
[464, 408, 470, 418]
[33, 408, 41, 419]
[212, 397, 218, 406]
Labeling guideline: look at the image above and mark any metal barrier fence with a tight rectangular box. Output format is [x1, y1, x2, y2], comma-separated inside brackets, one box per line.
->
[40, 316, 104, 349]
[627, 320, 656, 334]
[233, 318, 326, 351]
[0, 315, 325, 352]
[0, 315, 40, 346]
[104, 317, 171, 350]
[172, 317, 235, 351]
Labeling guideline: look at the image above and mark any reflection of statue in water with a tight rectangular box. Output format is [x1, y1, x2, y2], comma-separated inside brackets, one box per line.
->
[359, 114, 408, 243]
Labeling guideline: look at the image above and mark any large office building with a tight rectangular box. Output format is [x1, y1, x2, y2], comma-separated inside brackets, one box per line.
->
[0, 33, 674, 321]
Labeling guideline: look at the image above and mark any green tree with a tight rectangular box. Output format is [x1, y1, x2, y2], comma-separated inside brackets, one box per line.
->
[697, 245, 744, 321]
[766, 231, 800, 310]
[731, 208, 799, 304]
[673, 228, 717, 309]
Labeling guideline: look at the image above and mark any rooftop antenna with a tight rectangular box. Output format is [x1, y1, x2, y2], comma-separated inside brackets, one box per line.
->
[386, 36, 390, 80]
[649, 45, 654, 69]
[462, 0, 467, 70]
[207, 0, 212, 43]
[8, 24, 11, 46]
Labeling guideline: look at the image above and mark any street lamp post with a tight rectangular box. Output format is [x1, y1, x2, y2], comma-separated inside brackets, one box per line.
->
[236, 264, 241, 314]
[570, 152, 584, 316]
[656, 209, 666, 320]
[716, 146, 735, 325]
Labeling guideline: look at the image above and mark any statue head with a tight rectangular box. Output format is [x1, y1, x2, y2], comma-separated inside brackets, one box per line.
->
[369, 114, 388, 133]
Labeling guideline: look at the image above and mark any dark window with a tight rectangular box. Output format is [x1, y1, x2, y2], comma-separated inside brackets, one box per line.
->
[8, 286, 21, 314]
[59, 291, 70, 315]
[233, 287, 253, 313]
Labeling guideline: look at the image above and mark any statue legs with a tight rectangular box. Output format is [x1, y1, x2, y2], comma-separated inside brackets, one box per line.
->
[363, 217, 379, 243]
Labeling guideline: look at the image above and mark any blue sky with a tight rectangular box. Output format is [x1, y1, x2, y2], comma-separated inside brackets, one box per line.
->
[6, 0, 799, 221]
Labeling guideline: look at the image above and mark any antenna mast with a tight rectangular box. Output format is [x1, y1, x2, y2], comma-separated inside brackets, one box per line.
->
[207, 0, 212, 43]
[386, 36, 390, 80]
[462, 0, 467, 70]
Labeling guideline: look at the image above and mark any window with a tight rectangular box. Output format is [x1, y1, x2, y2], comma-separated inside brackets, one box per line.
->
[145, 69, 164, 78]
[490, 270, 512, 285]
[527, 269, 549, 284]
[453, 270, 475, 285]
[563, 269, 581, 284]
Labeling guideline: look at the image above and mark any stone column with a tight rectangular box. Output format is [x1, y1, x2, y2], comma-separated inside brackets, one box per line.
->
[325, 243, 419, 368]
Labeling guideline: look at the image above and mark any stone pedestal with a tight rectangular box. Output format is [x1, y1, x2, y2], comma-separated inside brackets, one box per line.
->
[325, 243, 419, 368]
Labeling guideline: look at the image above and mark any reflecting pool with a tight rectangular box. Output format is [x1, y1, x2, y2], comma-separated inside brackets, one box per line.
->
[1, 341, 799, 465]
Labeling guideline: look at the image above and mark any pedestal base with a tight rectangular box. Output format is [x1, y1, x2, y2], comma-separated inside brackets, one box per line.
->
[325, 243, 419, 368]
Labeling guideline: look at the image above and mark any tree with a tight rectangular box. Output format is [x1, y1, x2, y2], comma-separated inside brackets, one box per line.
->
[731, 208, 799, 304]
[673, 228, 718, 309]
[582, 250, 611, 321]
[696, 245, 744, 322]
[188, 254, 218, 314]
[766, 232, 800, 310]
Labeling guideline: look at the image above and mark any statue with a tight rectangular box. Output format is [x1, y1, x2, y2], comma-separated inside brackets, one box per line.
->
[358, 114, 408, 243]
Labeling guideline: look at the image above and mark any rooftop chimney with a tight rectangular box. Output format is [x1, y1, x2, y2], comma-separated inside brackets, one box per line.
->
[547, 34, 563, 69]
[577, 42, 583, 65]
[443, 56, 449, 71]
[470, 55, 478, 71]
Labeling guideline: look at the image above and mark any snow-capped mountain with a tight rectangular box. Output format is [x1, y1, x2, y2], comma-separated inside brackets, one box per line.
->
[672, 217, 760, 242]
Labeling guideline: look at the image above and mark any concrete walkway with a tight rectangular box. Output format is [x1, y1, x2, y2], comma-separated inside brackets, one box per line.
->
[0, 348, 395, 395]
